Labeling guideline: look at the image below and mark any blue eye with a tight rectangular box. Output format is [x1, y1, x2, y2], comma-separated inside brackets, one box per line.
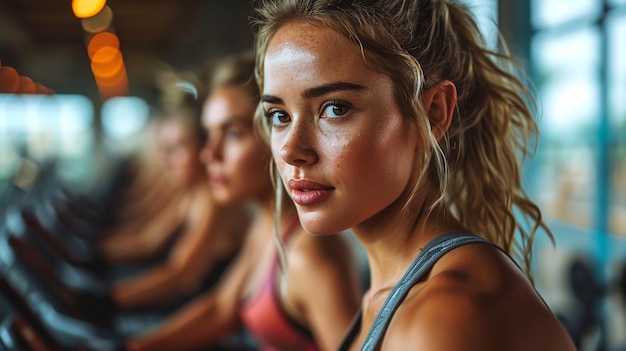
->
[225, 128, 242, 139]
[321, 102, 350, 119]
[265, 109, 290, 127]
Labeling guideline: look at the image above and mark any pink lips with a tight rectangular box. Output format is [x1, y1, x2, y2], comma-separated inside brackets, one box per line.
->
[209, 175, 227, 186]
[287, 179, 334, 206]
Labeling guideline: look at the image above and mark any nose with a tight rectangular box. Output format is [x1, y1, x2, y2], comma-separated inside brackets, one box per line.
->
[199, 137, 222, 164]
[278, 119, 318, 166]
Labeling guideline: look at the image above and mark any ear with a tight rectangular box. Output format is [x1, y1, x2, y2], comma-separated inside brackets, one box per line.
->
[421, 80, 457, 141]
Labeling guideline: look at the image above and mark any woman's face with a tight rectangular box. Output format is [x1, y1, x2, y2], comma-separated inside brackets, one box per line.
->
[200, 85, 272, 206]
[262, 21, 420, 235]
[157, 118, 202, 186]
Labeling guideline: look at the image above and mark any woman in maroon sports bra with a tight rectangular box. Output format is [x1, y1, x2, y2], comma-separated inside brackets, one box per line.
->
[126, 54, 362, 351]
[253, 0, 577, 350]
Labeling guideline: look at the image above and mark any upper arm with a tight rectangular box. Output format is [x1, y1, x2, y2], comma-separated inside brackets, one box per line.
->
[208, 227, 261, 319]
[146, 232, 258, 344]
[385, 244, 576, 351]
[389, 286, 496, 351]
[165, 194, 221, 284]
[100, 197, 185, 263]
[135, 197, 186, 249]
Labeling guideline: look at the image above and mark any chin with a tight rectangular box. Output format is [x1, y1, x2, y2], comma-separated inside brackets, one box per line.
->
[211, 189, 231, 204]
[298, 212, 346, 236]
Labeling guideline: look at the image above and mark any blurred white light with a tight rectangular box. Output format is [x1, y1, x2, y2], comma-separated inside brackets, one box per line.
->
[101, 96, 149, 142]
[81, 5, 113, 33]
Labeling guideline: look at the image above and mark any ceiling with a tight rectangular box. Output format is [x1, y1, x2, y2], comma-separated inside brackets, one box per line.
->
[0, 0, 255, 104]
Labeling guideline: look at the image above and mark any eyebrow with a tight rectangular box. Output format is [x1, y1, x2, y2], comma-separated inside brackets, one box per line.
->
[205, 116, 250, 132]
[221, 117, 252, 128]
[261, 81, 367, 104]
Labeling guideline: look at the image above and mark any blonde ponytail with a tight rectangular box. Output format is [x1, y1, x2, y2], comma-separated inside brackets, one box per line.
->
[253, 0, 553, 275]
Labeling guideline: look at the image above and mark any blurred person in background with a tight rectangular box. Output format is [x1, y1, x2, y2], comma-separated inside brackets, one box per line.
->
[99, 73, 251, 310]
[103, 114, 181, 228]
[126, 53, 363, 351]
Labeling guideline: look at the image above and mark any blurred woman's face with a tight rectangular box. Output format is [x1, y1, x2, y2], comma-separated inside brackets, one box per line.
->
[157, 118, 201, 186]
[200, 85, 272, 205]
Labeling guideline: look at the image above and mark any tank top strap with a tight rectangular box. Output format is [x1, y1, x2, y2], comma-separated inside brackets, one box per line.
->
[339, 232, 497, 351]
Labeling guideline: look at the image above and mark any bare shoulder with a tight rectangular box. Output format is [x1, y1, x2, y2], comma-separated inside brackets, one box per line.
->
[285, 230, 361, 305]
[284, 230, 362, 350]
[287, 230, 357, 274]
[383, 243, 576, 351]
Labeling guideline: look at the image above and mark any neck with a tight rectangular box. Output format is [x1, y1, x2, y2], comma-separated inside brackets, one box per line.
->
[184, 169, 208, 188]
[352, 189, 463, 294]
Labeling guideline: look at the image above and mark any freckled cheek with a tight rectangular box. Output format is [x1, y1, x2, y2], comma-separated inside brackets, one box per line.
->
[320, 136, 365, 174]
[351, 124, 411, 182]
[324, 133, 349, 152]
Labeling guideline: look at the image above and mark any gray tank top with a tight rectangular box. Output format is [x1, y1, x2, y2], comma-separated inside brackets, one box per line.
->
[338, 233, 499, 351]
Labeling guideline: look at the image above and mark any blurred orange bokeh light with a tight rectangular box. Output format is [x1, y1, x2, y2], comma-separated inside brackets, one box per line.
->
[0, 66, 20, 93]
[78, 3, 128, 100]
[87, 31, 119, 58]
[72, 0, 107, 19]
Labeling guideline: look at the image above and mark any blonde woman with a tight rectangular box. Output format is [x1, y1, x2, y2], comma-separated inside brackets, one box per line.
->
[253, 0, 577, 350]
